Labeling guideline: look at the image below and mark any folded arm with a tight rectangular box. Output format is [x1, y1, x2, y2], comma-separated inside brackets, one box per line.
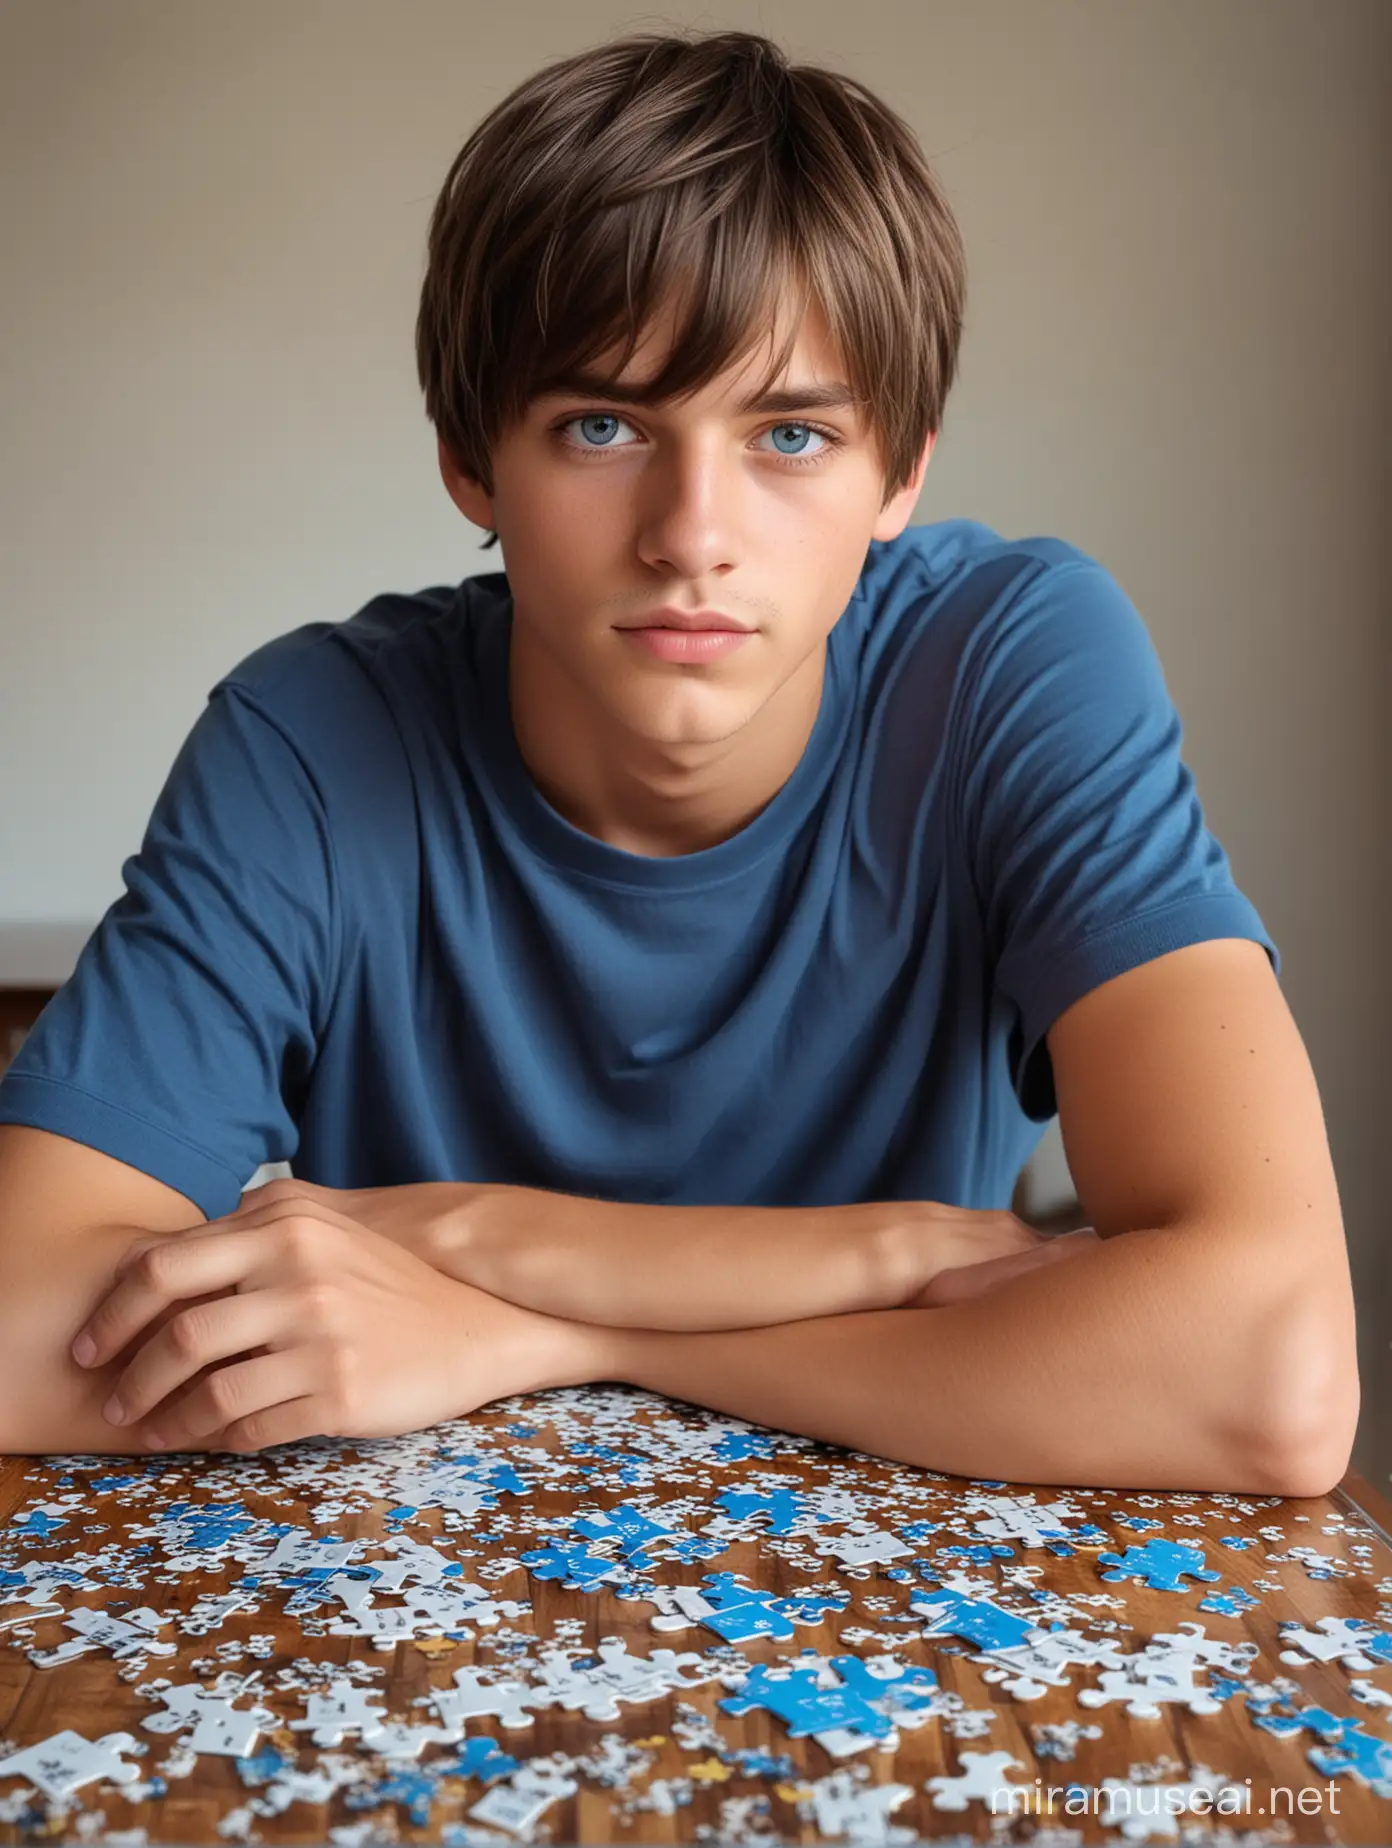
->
[605, 1215, 1334, 1493]
[611, 940, 1361, 1496]
[315, 1178, 1044, 1329]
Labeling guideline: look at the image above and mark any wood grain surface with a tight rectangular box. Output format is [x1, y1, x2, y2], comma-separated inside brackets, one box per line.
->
[1, 1384, 1390, 1845]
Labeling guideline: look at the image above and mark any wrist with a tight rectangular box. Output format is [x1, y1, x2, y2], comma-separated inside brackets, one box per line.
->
[427, 1184, 505, 1284]
[873, 1203, 959, 1303]
[530, 1305, 624, 1390]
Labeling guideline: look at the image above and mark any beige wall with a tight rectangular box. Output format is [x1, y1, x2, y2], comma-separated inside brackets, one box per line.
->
[1, 0, 1387, 1484]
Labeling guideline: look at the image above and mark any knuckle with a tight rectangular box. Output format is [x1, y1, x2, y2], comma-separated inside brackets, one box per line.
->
[297, 1281, 337, 1326]
[280, 1216, 325, 1268]
[325, 1346, 360, 1425]
[167, 1308, 210, 1359]
[227, 1416, 269, 1454]
[85, 1298, 125, 1346]
[133, 1244, 177, 1289]
[204, 1369, 243, 1419]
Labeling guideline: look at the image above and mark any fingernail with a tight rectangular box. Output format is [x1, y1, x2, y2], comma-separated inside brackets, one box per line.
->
[144, 1430, 167, 1450]
[71, 1333, 96, 1367]
[102, 1395, 126, 1425]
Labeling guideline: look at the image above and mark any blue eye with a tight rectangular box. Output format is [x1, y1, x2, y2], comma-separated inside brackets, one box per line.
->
[553, 412, 843, 469]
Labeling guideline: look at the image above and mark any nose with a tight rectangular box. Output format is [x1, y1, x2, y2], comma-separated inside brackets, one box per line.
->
[635, 442, 743, 582]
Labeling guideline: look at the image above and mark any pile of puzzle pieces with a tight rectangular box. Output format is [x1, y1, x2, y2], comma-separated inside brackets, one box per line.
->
[0, 1382, 1389, 1842]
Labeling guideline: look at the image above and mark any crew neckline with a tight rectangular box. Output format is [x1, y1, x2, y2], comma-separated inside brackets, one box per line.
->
[467, 558, 874, 893]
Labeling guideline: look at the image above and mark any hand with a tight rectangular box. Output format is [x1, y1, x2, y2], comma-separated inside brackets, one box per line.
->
[890, 1205, 1047, 1305]
[68, 1192, 587, 1453]
[227, 1175, 490, 1265]
[905, 1226, 1102, 1308]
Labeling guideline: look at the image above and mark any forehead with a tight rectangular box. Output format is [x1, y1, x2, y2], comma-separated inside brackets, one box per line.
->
[533, 289, 860, 419]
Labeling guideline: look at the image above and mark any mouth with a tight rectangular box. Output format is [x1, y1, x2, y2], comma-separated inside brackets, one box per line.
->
[618, 626, 753, 660]
[616, 610, 754, 633]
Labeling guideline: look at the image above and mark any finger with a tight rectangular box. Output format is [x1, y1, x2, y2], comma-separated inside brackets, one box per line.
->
[234, 1176, 330, 1214]
[932, 1231, 1102, 1303]
[105, 1289, 294, 1429]
[219, 1194, 373, 1242]
[222, 1384, 328, 1455]
[75, 1227, 282, 1370]
[142, 1349, 317, 1452]
[917, 1246, 1051, 1307]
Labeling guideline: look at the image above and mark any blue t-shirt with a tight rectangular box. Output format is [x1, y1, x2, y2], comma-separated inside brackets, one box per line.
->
[0, 520, 1277, 1223]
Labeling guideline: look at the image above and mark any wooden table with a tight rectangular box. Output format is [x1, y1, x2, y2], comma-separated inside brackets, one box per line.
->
[2, 1385, 1390, 1845]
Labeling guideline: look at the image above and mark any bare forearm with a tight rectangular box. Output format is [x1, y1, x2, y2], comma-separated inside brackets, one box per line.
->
[604, 1222, 1352, 1494]
[0, 1225, 223, 1455]
[430, 1185, 956, 1330]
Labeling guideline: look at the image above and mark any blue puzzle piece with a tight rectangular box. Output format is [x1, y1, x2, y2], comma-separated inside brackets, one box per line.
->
[346, 1770, 439, 1826]
[709, 1432, 779, 1461]
[1198, 1587, 1261, 1617]
[828, 1654, 940, 1718]
[662, 1531, 729, 1563]
[900, 1521, 942, 1543]
[1251, 1704, 1348, 1742]
[722, 1746, 796, 1779]
[685, 1572, 845, 1644]
[158, 1501, 257, 1549]
[696, 1574, 800, 1642]
[1096, 1538, 1222, 1592]
[716, 1490, 817, 1535]
[573, 1502, 673, 1559]
[1307, 1727, 1392, 1796]
[235, 1743, 291, 1786]
[909, 1586, 1036, 1652]
[940, 1543, 1014, 1565]
[436, 1737, 519, 1784]
[569, 1501, 726, 1569]
[775, 1586, 852, 1624]
[719, 1664, 893, 1742]
[520, 1540, 622, 1590]
[1217, 1535, 1258, 1550]
[477, 1462, 529, 1498]
[9, 1511, 67, 1539]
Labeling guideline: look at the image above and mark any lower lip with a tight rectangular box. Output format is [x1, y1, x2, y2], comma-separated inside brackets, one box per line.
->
[620, 628, 753, 661]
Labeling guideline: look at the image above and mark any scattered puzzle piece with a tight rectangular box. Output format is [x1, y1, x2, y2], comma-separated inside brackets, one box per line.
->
[0, 1730, 147, 1800]
[924, 1748, 1031, 1811]
[1095, 1538, 1222, 1593]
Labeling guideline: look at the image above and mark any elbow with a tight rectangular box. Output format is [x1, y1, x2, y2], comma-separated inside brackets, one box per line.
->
[1256, 1396, 1360, 1501]
[1245, 1291, 1361, 1501]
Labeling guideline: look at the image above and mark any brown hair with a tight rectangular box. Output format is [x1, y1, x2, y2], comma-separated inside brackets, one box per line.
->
[415, 27, 967, 550]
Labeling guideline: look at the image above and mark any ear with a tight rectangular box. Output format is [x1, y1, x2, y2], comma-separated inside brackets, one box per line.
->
[870, 430, 937, 543]
[437, 434, 497, 532]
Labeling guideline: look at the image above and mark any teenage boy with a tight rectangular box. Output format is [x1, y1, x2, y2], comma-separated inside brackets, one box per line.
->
[0, 30, 1357, 1491]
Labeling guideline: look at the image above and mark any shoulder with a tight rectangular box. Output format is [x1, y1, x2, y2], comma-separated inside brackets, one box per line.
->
[206, 573, 503, 768]
[216, 577, 486, 709]
[860, 521, 1149, 718]
[866, 518, 1119, 622]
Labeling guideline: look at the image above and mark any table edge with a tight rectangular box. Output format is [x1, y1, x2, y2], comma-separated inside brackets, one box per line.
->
[1335, 1465, 1392, 1547]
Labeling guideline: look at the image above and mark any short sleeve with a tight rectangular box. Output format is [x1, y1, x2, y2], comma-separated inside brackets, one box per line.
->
[957, 557, 1279, 1122]
[0, 685, 340, 1219]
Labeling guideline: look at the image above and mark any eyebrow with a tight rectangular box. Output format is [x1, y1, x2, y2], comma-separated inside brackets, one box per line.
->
[531, 371, 863, 418]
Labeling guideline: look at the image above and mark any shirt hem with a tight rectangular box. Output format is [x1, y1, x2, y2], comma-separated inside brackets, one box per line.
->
[0, 1072, 248, 1222]
[1007, 893, 1280, 1119]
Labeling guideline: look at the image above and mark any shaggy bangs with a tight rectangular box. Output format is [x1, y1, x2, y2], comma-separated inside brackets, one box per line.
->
[415, 29, 967, 549]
